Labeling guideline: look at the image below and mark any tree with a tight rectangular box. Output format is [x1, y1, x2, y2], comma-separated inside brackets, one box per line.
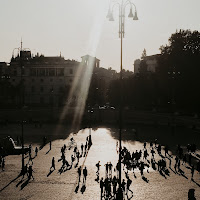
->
[157, 29, 200, 112]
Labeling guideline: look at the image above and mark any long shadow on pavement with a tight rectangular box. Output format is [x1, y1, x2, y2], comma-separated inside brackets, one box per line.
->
[0, 174, 21, 192]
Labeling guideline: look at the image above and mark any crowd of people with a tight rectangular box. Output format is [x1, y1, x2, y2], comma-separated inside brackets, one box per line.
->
[97, 140, 200, 200]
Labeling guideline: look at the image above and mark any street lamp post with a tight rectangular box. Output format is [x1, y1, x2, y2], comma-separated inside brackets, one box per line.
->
[107, 0, 138, 196]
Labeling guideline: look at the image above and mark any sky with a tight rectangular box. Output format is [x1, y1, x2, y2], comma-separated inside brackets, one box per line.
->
[0, 0, 200, 72]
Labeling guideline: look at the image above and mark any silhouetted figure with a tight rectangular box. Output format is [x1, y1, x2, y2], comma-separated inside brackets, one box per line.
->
[126, 177, 133, 196]
[100, 178, 104, 199]
[151, 148, 155, 159]
[183, 154, 187, 165]
[81, 143, 84, 156]
[188, 189, 196, 200]
[121, 179, 126, 197]
[191, 165, 195, 180]
[21, 164, 28, 179]
[78, 166, 81, 182]
[144, 142, 146, 149]
[35, 147, 38, 157]
[43, 136, 47, 146]
[28, 165, 34, 180]
[50, 157, 55, 171]
[104, 162, 109, 178]
[83, 166, 87, 183]
[2, 157, 5, 171]
[108, 162, 113, 178]
[197, 160, 200, 174]
[96, 161, 101, 174]
[189, 153, 192, 166]
[49, 141, 52, 150]
[164, 145, 169, 157]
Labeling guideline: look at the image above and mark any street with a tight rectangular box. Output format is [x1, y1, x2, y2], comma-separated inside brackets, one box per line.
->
[0, 125, 200, 199]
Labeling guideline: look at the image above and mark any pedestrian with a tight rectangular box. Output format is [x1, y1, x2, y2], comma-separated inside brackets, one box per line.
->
[50, 157, 55, 171]
[76, 150, 80, 163]
[78, 166, 81, 182]
[127, 177, 133, 196]
[35, 146, 38, 157]
[28, 165, 34, 180]
[121, 179, 126, 197]
[144, 142, 146, 149]
[2, 157, 5, 171]
[189, 153, 192, 166]
[169, 157, 172, 169]
[188, 188, 196, 200]
[104, 162, 109, 178]
[81, 143, 84, 156]
[100, 177, 104, 199]
[83, 166, 88, 183]
[21, 164, 28, 179]
[108, 162, 113, 177]
[191, 165, 195, 180]
[49, 141, 52, 150]
[197, 160, 200, 174]
[151, 148, 155, 159]
[96, 161, 101, 174]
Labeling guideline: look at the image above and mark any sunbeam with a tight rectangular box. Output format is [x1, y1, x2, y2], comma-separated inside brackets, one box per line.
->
[54, 4, 106, 135]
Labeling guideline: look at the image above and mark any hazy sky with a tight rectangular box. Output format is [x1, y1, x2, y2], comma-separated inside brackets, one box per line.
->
[0, 0, 200, 72]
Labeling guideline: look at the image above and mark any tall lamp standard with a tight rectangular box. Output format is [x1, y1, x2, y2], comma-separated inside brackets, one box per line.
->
[106, 0, 138, 195]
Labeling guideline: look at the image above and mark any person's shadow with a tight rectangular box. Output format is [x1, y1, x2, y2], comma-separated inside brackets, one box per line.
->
[75, 183, 79, 193]
[81, 184, 86, 194]
[192, 179, 200, 187]
[21, 179, 30, 190]
[47, 169, 54, 177]
[0, 174, 21, 192]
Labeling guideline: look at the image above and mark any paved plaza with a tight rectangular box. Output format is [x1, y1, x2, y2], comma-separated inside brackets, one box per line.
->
[0, 124, 200, 199]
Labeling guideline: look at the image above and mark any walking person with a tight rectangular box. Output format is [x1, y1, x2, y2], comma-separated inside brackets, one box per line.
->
[96, 161, 101, 174]
[35, 146, 38, 157]
[28, 165, 34, 180]
[126, 177, 133, 196]
[100, 178, 104, 199]
[83, 166, 88, 183]
[81, 143, 84, 156]
[49, 141, 52, 150]
[2, 157, 5, 171]
[191, 165, 195, 180]
[78, 166, 81, 182]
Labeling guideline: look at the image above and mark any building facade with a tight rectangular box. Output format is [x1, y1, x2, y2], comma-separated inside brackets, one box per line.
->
[134, 54, 160, 74]
[1, 49, 84, 107]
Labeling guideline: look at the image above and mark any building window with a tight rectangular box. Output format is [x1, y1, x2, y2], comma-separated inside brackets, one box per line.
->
[57, 68, 64, 76]
[30, 69, 36, 76]
[21, 68, 25, 75]
[50, 86, 54, 93]
[70, 69, 73, 74]
[31, 86, 35, 92]
[49, 68, 55, 76]
[59, 86, 63, 93]
[38, 69, 45, 76]
[40, 97, 44, 104]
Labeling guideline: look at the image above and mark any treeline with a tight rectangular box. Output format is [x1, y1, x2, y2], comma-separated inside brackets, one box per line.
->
[106, 30, 200, 113]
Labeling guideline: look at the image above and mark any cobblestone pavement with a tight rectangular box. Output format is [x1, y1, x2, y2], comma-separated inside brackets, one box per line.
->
[0, 126, 200, 199]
